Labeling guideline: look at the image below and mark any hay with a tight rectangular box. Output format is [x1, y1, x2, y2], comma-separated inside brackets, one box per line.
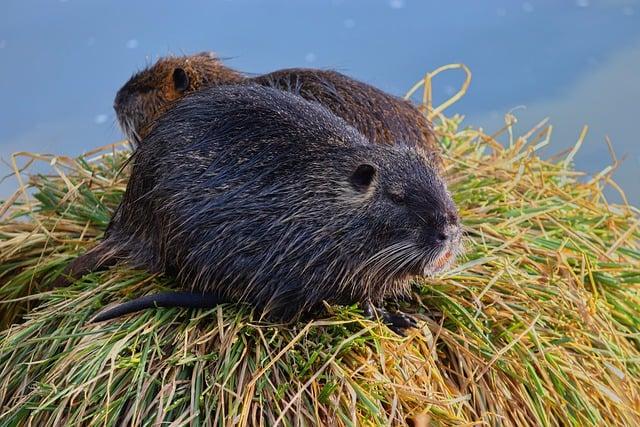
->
[0, 67, 639, 426]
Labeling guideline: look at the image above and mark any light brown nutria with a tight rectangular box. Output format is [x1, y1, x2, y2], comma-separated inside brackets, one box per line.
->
[113, 52, 440, 164]
[113, 52, 244, 146]
[69, 85, 460, 333]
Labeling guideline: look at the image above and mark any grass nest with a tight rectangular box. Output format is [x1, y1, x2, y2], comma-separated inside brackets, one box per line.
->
[0, 66, 639, 426]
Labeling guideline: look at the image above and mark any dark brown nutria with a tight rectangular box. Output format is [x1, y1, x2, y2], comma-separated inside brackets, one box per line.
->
[253, 69, 438, 161]
[69, 85, 460, 332]
[113, 52, 439, 163]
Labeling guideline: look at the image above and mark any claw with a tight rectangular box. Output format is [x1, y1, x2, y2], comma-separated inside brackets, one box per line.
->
[363, 302, 418, 336]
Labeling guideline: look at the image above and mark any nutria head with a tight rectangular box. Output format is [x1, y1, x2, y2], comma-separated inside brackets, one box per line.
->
[100, 85, 459, 320]
[354, 147, 461, 278]
[113, 52, 243, 145]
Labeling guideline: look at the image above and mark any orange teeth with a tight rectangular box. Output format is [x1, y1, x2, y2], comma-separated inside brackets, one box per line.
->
[432, 250, 452, 269]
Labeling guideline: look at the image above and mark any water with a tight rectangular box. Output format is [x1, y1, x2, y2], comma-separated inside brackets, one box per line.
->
[1, 0, 639, 203]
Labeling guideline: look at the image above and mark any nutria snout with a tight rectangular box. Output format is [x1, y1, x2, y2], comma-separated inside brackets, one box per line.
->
[67, 85, 459, 332]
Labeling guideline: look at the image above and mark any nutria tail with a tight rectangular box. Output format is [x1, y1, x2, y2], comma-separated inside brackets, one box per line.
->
[91, 291, 225, 322]
[53, 241, 119, 287]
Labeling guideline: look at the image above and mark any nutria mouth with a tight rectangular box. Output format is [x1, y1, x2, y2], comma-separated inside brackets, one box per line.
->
[432, 249, 454, 271]
[415, 244, 459, 277]
[393, 240, 459, 280]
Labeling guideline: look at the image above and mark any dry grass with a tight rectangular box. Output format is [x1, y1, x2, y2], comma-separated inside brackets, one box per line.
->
[0, 66, 639, 426]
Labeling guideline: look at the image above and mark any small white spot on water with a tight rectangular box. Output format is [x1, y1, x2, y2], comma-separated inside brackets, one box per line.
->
[576, 0, 589, 7]
[522, 2, 534, 13]
[305, 52, 317, 63]
[94, 114, 108, 125]
[444, 85, 455, 96]
[343, 18, 356, 29]
[126, 39, 139, 49]
[389, 0, 404, 10]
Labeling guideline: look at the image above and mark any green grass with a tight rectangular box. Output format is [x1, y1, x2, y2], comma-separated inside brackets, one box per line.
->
[0, 68, 639, 426]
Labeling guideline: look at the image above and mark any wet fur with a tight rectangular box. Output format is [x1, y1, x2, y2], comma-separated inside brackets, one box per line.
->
[255, 69, 437, 157]
[113, 53, 439, 165]
[73, 85, 460, 322]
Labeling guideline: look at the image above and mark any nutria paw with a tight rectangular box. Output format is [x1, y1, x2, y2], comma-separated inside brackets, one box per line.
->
[364, 302, 418, 336]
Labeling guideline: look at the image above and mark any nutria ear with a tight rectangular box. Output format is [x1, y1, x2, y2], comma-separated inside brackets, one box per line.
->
[173, 68, 190, 92]
[350, 164, 376, 191]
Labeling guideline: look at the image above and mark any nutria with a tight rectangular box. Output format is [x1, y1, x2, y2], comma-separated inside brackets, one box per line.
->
[69, 85, 460, 332]
[113, 52, 244, 146]
[113, 52, 439, 163]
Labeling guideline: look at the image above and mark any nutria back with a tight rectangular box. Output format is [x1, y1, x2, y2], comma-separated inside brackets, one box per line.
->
[83, 85, 460, 321]
[254, 68, 437, 151]
[113, 53, 439, 163]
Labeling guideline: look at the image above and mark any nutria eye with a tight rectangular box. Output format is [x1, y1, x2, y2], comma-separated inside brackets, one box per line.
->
[173, 68, 189, 92]
[389, 192, 405, 205]
[350, 164, 376, 191]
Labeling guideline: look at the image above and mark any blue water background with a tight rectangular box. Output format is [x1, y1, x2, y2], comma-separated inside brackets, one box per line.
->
[1, 0, 638, 203]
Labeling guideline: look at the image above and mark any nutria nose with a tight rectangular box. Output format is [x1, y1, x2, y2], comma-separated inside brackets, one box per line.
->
[434, 223, 460, 244]
[436, 232, 449, 242]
